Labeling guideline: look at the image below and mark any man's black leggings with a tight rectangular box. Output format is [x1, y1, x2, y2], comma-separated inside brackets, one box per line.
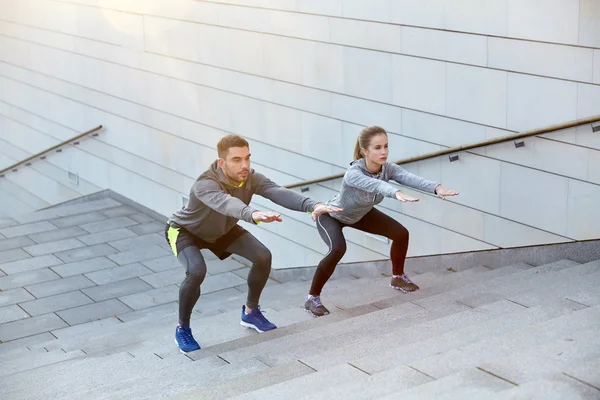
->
[176, 233, 271, 327]
[310, 208, 409, 296]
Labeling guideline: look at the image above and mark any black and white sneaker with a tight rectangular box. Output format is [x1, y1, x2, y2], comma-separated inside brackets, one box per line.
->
[304, 295, 330, 317]
[390, 274, 419, 293]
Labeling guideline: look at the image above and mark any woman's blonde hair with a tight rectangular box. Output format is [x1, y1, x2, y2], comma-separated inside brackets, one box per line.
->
[353, 126, 387, 160]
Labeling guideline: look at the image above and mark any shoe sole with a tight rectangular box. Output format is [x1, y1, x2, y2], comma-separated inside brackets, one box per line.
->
[174, 338, 200, 354]
[240, 320, 278, 333]
[390, 284, 419, 293]
[304, 308, 329, 318]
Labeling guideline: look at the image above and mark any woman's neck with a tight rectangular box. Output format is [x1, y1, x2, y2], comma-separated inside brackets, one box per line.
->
[364, 158, 382, 174]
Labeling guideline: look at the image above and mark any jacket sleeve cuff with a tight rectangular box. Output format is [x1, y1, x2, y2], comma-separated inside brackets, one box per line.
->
[241, 206, 258, 224]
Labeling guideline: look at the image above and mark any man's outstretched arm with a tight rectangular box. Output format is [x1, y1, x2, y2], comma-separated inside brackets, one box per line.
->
[254, 173, 342, 219]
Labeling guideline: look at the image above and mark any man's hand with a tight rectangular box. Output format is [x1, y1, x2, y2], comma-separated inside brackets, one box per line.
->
[435, 185, 459, 200]
[252, 211, 283, 223]
[395, 191, 419, 202]
[311, 203, 343, 222]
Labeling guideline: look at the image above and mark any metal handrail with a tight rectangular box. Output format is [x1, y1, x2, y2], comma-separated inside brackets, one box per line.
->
[284, 115, 600, 189]
[0, 125, 103, 177]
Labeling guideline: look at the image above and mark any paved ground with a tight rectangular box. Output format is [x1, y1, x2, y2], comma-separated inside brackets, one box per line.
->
[0, 197, 599, 399]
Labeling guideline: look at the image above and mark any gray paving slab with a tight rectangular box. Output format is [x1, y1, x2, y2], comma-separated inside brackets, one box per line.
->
[407, 305, 600, 379]
[108, 233, 168, 252]
[0, 313, 68, 342]
[51, 317, 122, 339]
[56, 299, 133, 325]
[201, 248, 219, 261]
[23, 238, 86, 257]
[82, 278, 154, 302]
[0, 305, 30, 324]
[27, 226, 87, 244]
[129, 213, 156, 224]
[15, 198, 122, 224]
[127, 222, 165, 235]
[19, 291, 94, 317]
[99, 205, 138, 218]
[119, 285, 180, 310]
[84, 263, 153, 285]
[80, 216, 138, 234]
[51, 256, 117, 278]
[0, 268, 59, 291]
[206, 258, 247, 275]
[77, 227, 138, 246]
[0, 288, 35, 308]
[479, 328, 600, 385]
[50, 211, 107, 228]
[26, 275, 97, 298]
[141, 255, 181, 272]
[1, 255, 63, 275]
[107, 245, 170, 265]
[117, 302, 179, 322]
[194, 273, 245, 296]
[0, 248, 31, 264]
[54, 243, 119, 264]
[0, 236, 36, 252]
[139, 269, 184, 288]
[0, 221, 57, 239]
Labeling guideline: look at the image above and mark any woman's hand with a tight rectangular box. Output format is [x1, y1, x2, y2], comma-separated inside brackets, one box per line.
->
[435, 185, 459, 200]
[395, 191, 419, 202]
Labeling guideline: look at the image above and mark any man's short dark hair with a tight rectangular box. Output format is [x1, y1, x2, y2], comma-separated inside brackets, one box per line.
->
[217, 135, 249, 159]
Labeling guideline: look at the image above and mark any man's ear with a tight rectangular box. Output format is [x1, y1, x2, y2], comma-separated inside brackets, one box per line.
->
[217, 158, 225, 168]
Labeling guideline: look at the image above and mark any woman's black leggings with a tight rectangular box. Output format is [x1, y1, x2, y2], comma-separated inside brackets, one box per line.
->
[177, 233, 272, 327]
[310, 208, 409, 296]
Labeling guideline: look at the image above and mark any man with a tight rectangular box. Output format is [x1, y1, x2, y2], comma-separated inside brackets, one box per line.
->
[165, 134, 341, 353]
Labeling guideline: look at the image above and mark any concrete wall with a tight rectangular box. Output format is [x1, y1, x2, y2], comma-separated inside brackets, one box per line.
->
[0, 0, 599, 268]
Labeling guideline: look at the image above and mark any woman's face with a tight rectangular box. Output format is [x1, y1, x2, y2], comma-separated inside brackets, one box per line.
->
[363, 133, 389, 166]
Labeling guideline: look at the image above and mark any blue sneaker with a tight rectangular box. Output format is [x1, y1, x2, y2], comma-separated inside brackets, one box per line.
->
[174, 326, 201, 353]
[240, 305, 277, 333]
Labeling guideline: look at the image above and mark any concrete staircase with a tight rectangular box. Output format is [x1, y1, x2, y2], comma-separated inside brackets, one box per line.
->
[0, 197, 599, 399]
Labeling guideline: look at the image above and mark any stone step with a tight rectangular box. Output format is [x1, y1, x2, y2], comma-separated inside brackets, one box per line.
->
[0, 348, 86, 378]
[229, 363, 365, 400]
[0, 179, 50, 211]
[270, 263, 579, 370]
[192, 266, 521, 366]
[478, 328, 600, 386]
[414, 260, 595, 310]
[406, 305, 600, 380]
[378, 368, 511, 400]
[560, 357, 600, 390]
[171, 360, 315, 400]
[306, 297, 578, 373]
[491, 374, 600, 400]
[0, 187, 36, 217]
[297, 364, 433, 400]
[264, 298, 517, 369]
[0, 349, 219, 400]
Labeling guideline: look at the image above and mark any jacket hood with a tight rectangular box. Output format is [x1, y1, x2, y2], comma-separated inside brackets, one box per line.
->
[205, 160, 254, 189]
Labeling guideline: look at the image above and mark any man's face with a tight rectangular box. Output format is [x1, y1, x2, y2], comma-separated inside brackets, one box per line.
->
[218, 146, 251, 184]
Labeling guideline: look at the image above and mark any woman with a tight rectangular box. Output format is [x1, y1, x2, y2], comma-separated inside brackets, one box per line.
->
[305, 126, 459, 317]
